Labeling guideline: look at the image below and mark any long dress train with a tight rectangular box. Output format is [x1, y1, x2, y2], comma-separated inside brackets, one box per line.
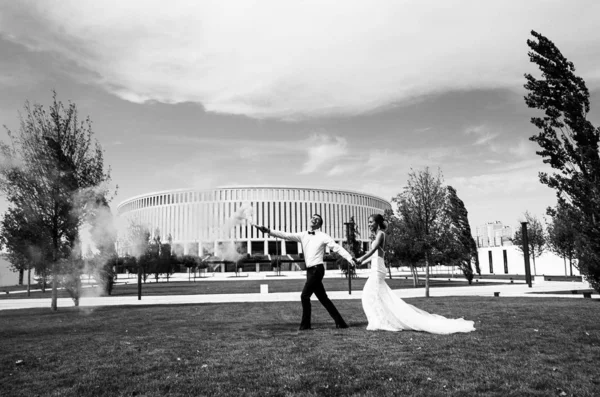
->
[361, 255, 476, 334]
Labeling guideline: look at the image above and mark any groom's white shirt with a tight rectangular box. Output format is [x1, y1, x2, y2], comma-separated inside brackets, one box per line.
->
[268, 229, 354, 268]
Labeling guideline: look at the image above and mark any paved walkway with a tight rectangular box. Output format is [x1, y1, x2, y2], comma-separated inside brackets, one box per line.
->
[0, 271, 596, 311]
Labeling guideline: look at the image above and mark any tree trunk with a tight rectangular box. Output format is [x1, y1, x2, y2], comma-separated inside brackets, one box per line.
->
[425, 252, 430, 298]
[388, 264, 392, 280]
[51, 262, 58, 312]
[27, 264, 31, 297]
[18, 268, 23, 285]
[137, 265, 142, 300]
[569, 255, 573, 276]
[410, 264, 418, 287]
[563, 257, 567, 276]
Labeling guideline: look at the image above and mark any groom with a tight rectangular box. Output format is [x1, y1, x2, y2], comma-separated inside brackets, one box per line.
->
[255, 214, 355, 330]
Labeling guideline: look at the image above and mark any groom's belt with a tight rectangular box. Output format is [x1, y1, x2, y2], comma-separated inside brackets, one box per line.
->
[307, 263, 324, 268]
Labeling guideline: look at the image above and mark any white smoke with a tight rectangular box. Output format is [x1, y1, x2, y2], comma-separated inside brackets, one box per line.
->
[214, 203, 255, 262]
[221, 203, 255, 233]
[215, 241, 243, 263]
[79, 222, 100, 259]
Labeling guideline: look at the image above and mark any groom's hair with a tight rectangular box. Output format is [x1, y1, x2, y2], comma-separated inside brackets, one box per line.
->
[313, 213, 323, 228]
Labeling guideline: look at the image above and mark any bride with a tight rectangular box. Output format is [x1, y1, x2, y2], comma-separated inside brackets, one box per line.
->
[356, 214, 476, 334]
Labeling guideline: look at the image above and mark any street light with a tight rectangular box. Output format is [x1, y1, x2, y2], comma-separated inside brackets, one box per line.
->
[521, 222, 533, 288]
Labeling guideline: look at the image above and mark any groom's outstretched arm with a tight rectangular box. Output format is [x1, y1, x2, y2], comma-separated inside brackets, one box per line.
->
[254, 225, 302, 242]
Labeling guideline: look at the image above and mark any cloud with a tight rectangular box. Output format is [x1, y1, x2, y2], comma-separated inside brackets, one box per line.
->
[509, 139, 537, 158]
[300, 134, 348, 174]
[466, 125, 499, 146]
[147, 133, 304, 159]
[364, 149, 391, 173]
[327, 163, 361, 176]
[448, 173, 531, 196]
[2, 1, 600, 119]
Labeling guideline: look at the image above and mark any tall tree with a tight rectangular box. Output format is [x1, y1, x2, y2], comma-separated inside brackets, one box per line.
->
[512, 211, 546, 275]
[393, 167, 446, 297]
[524, 30, 600, 291]
[0, 92, 112, 310]
[546, 202, 578, 276]
[439, 186, 479, 284]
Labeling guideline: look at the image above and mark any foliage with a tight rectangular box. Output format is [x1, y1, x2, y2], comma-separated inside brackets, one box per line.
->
[0, 206, 51, 284]
[546, 202, 578, 276]
[393, 167, 447, 296]
[512, 212, 546, 275]
[179, 255, 200, 270]
[436, 186, 479, 283]
[135, 234, 178, 283]
[0, 92, 112, 310]
[388, 175, 478, 287]
[56, 258, 84, 305]
[84, 197, 117, 295]
[524, 30, 600, 291]
[383, 209, 424, 287]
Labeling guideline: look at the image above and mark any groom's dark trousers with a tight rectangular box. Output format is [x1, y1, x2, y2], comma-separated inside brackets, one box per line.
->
[300, 264, 347, 329]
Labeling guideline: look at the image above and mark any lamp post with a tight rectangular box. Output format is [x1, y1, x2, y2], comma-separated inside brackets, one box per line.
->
[344, 221, 355, 294]
[521, 222, 533, 288]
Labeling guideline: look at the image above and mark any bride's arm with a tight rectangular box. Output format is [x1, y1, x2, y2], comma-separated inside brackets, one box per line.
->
[357, 232, 384, 264]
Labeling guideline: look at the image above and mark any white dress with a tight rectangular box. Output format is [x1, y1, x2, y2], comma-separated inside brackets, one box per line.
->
[361, 254, 476, 334]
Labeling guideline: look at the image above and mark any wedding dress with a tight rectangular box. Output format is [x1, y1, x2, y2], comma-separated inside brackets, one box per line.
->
[361, 254, 476, 334]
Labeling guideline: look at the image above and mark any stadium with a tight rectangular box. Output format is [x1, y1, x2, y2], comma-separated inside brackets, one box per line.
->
[116, 186, 392, 271]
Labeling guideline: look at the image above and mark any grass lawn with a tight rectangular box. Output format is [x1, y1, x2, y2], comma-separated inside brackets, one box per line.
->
[1, 297, 599, 396]
[0, 276, 503, 300]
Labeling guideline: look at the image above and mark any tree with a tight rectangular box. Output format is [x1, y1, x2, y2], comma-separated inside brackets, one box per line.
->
[438, 186, 479, 284]
[0, 206, 52, 294]
[384, 209, 424, 287]
[0, 92, 112, 310]
[158, 242, 178, 281]
[393, 167, 446, 297]
[512, 211, 546, 275]
[546, 202, 578, 276]
[123, 221, 151, 294]
[524, 30, 600, 291]
[180, 254, 199, 280]
[83, 196, 118, 295]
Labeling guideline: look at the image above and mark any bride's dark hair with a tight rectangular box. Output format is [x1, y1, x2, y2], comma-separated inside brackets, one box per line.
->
[371, 213, 387, 230]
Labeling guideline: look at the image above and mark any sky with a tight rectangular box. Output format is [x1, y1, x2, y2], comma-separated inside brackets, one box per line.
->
[0, 0, 599, 232]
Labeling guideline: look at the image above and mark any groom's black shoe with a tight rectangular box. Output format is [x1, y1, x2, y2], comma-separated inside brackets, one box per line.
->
[299, 326, 313, 331]
[336, 323, 349, 329]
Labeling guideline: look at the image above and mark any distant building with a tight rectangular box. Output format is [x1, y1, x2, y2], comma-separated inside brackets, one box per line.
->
[116, 185, 392, 258]
[475, 221, 513, 248]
